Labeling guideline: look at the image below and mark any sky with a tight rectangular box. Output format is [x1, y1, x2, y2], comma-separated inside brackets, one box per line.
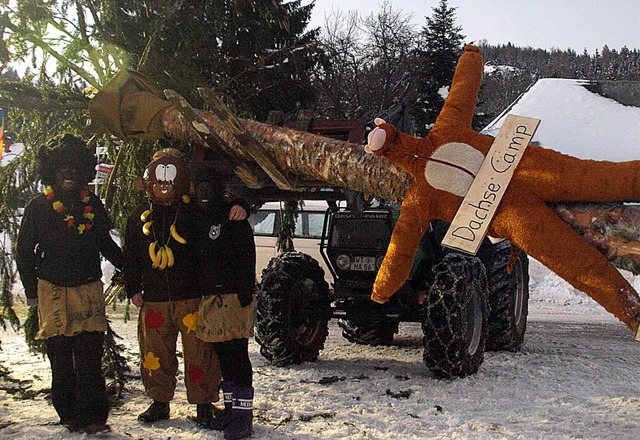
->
[306, 0, 640, 54]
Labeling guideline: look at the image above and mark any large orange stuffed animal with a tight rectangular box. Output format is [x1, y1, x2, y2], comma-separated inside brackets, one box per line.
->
[365, 45, 640, 337]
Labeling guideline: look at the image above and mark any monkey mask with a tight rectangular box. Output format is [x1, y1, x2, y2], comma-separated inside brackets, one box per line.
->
[137, 148, 190, 205]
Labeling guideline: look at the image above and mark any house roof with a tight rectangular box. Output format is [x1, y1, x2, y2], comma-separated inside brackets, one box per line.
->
[481, 78, 640, 162]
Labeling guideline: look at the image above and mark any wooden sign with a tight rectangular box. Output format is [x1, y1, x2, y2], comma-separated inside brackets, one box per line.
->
[442, 114, 540, 254]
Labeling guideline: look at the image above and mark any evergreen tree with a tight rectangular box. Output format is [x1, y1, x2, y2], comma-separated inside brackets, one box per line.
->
[100, 0, 320, 120]
[410, 0, 464, 136]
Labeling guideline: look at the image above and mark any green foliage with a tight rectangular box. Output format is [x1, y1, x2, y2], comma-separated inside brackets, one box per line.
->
[99, 0, 320, 120]
[276, 200, 300, 253]
[102, 320, 130, 400]
[23, 306, 45, 355]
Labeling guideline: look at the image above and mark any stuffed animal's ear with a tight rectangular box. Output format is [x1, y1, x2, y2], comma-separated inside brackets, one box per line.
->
[365, 127, 387, 153]
[134, 176, 145, 191]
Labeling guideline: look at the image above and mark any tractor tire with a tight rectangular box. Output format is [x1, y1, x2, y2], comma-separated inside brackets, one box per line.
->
[422, 253, 488, 379]
[486, 240, 530, 352]
[255, 251, 331, 366]
[338, 319, 399, 346]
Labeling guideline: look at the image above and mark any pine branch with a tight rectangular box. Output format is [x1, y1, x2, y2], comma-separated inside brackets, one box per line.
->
[102, 319, 130, 401]
[0, 14, 101, 88]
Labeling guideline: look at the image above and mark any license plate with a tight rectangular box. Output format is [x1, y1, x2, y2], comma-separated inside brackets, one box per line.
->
[351, 256, 376, 271]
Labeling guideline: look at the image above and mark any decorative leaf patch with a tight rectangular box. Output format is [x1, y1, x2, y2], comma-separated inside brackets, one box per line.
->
[143, 352, 160, 376]
[182, 312, 198, 334]
[188, 364, 206, 387]
[145, 309, 165, 334]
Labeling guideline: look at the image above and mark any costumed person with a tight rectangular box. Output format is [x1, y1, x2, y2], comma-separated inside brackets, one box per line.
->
[191, 159, 256, 440]
[123, 148, 220, 426]
[365, 44, 640, 338]
[15, 134, 123, 434]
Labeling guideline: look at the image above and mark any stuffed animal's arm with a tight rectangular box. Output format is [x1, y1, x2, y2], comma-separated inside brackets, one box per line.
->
[364, 118, 422, 175]
[371, 185, 431, 303]
[433, 44, 483, 129]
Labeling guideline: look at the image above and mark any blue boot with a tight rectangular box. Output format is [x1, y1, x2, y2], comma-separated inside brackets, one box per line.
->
[209, 381, 234, 431]
[224, 385, 253, 440]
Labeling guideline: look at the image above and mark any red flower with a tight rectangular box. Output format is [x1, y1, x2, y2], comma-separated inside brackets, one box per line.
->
[66, 219, 75, 228]
[84, 205, 93, 213]
[84, 223, 92, 230]
[188, 364, 206, 387]
[145, 309, 165, 334]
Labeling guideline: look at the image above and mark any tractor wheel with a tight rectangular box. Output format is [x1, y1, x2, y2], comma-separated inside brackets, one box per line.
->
[486, 241, 530, 352]
[422, 253, 488, 379]
[255, 252, 331, 366]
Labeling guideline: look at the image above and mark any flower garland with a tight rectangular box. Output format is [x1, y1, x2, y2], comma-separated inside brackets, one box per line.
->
[44, 186, 95, 234]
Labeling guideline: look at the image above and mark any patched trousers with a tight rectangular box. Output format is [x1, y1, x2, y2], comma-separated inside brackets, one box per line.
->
[137, 297, 221, 404]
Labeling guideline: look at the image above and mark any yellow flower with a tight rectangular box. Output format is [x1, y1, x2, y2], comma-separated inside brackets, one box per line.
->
[84, 212, 95, 220]
[64, 214, 74, 222]
[182, 312, 198, 334]
[77, 224, 86, 234]
[44, 186, 53, 196]
[143, 351, 161, 376]
[53, 201, 64, 212]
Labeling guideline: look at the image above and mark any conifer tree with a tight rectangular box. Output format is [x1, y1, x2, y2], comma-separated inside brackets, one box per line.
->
[410, 0, 465, 136]
[100, 0, 320, 120]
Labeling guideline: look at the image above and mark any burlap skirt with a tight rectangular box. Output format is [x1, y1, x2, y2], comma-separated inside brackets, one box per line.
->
[36, 279, 107, 340]
[196, 294, 256, 343]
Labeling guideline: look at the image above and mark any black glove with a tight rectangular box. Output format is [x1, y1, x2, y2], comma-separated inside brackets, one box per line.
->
[238, 290, 254, 308]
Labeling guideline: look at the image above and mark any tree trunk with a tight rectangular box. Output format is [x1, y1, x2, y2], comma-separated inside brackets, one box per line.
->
[162, 107, 411, 201]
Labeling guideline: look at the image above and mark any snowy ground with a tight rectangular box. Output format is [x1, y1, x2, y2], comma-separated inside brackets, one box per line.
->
[1, 259, 639, 439]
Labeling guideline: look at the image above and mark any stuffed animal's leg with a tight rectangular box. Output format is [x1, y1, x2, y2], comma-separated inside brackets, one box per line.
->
[522, 148, 640, 202]
[492, 195, 640, 335]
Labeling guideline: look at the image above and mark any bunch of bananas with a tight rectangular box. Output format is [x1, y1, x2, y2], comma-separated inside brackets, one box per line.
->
[141, 207, 188, 270]
[148, 241, 175, 270]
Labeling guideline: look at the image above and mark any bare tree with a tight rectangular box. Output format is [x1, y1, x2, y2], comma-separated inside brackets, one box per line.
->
[312, 2, 417, 120]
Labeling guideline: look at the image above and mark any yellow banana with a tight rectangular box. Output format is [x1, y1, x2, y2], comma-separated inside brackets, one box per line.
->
[148, 241, 158, 264]
[165, 245, 175, 268]
[182, 195, 191, 204]
[158, 246, 169, 270]
[170, 223, 187, 244]
[140, 208, 153, 222]
[152, 245, 163, 268]
[143, 221, 154, 236]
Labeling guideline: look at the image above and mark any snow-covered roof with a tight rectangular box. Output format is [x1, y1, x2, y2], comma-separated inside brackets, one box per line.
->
[481, 78, 640, 162]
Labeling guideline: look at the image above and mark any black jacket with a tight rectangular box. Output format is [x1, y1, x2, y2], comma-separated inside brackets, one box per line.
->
[198, 201, 256, 296]
[123, 202, 202, 302]
[16, 190, 123, 301]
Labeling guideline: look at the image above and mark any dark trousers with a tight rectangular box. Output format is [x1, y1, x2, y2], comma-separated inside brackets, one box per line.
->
[213, 338, 252, 387]
[45, 331, 108, 427]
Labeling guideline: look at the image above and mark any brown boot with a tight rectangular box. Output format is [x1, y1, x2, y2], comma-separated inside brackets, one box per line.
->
[209, 381, 234, 431]
[196, 403, 214, 427]
[137, 400, 170, 423]
[82, 423, 112, 434]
